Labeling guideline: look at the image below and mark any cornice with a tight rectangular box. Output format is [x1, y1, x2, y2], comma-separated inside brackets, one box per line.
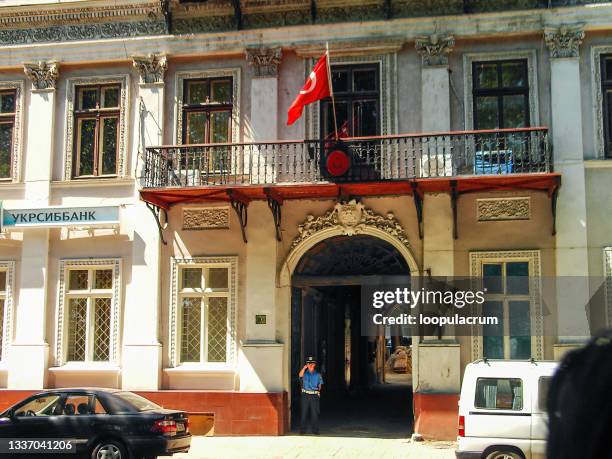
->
[0, 1, 162, 29]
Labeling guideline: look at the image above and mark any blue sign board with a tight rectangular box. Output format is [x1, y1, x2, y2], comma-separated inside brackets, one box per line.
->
[1, 206, 120, 229]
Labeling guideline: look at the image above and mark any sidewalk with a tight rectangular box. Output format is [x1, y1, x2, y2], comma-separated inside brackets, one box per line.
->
[173, 435, 456, 459]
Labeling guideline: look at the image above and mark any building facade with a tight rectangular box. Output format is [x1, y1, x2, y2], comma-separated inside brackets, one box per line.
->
[0, 0, 611, 440]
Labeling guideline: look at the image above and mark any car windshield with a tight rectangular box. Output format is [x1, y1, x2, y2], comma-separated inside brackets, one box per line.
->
[114, 392, 161, 411]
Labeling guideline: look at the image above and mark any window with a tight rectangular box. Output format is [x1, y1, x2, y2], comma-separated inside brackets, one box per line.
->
[481, 261, 531, 360]
[178, 265, 230, 363]
[473, 60, 529, 130]
[64, 394, 91, 415]
[14, 394, 62, 417]
[0, 90, 16, 179]
[601, 55, 612, 158]
[182, 78, 232, 145]
[64, 267, 114, 362]
[73, 85, 120, 178]
[320, 64, 380, 138]
[475, 378, 523, 410]
[538, 376, 551, 411]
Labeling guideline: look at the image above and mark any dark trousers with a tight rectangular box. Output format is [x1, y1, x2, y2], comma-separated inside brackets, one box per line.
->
[300, 393, 320, 433]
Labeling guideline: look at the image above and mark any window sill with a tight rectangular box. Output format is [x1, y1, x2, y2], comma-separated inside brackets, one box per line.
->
[49, 362, 121, 373]
[164, 364, 235, 375]
[50, 177, 134, 188]
[0, 181, 24, 190]
[585, 159, 612, 169]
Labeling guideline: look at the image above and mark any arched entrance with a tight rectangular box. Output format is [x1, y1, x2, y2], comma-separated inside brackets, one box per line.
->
[285, 202, 418, 437]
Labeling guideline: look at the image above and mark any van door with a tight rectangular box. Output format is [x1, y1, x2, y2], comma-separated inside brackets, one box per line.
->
[530, 375, 551, 459]
[469, 377, 532, 455]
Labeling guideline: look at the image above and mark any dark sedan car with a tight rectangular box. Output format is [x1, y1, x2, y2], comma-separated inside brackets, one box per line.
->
[0, 388, 191, 459]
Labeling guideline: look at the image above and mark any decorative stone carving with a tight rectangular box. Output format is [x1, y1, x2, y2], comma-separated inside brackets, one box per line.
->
[415, 34, 455, 66]
[544, 26, 584, 58]
[183, 207, 230, 230]
[246, 48, 282, 78]
[23, 61, 59, 90]
[291, 200, 411, 250]
[477, 197, 531, 221]
[0, 21, 165, 46]
[132, 54, 167, 85]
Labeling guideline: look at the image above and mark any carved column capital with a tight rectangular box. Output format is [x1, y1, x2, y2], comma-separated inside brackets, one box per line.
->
[415, 34, 454, 66]
[246, 47, 282, 78]
[544, 26, 584, 58]
[132, 54, 168, 85]
[23, 61, 59, 90]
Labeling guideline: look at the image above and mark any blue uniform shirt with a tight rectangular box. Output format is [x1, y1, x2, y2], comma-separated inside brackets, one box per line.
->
[301, 369, 323, 391]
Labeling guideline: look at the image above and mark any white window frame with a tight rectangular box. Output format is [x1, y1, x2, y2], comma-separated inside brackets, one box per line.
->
[0, 81, 24, 183]
[64, 75, 129, 180]
[463, 50, 540, 131]
[56, 258, 121, 366]
[591, 46, 612, 158]
[469, 250, 543, 360]
[305, 53, 398, 140]
[0, 261, 15, 362]
[169, 256, 237, 368]
[174, 69, 241, 145]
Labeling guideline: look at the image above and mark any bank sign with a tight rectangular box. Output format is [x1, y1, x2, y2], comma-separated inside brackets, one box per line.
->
[1, 205, 120, 230]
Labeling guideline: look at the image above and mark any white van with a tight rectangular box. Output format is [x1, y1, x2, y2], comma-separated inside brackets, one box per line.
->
[456, 359, 558, 459]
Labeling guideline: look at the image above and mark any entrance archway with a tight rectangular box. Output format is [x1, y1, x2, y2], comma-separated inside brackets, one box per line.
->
[284, 202, 418, 438]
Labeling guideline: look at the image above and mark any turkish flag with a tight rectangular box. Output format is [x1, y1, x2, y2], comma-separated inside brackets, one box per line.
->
[287, 53, 331, 126]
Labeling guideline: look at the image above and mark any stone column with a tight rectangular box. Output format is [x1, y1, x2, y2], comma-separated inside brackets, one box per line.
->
[412, 36, 460, 441]
[239, 49, 284, 392]
[8, 61, 59, 389]
[121, 54, 167, 390]
[545, 26, 591, 356]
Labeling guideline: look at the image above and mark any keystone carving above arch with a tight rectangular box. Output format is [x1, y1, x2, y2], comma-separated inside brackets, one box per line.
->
[291, 200, 411, 251]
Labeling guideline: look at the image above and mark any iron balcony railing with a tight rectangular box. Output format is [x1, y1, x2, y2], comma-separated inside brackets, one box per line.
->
[143, 127, 551, 188]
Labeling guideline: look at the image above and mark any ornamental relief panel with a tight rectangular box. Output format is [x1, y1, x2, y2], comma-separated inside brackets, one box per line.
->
[182, 207, 230, 230]
[477, 197, 531, 221]
[291, 200, 411, 250]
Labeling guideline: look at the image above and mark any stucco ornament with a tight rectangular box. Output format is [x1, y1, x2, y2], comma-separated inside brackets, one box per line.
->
[23, 61, 59, 90]
[477, 197, 530, 221]
[132, 54, 167, 85]
[415, 34, 455, 66]
[292, 200, 411, 249]
[544, 25, 584, 58]
[246, 47, 282, 77]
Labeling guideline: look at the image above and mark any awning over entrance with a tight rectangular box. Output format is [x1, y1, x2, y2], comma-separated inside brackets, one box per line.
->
[139, 173, 561, 244]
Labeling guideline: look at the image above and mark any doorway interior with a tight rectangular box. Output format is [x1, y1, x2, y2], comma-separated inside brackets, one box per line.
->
[290, 235, 414, 438]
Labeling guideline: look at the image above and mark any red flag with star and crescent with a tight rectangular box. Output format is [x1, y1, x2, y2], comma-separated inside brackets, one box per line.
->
[287, 53, 331, 126]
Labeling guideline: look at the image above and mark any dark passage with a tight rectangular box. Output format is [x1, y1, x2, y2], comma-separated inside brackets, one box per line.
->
[290, 235, 413, 438]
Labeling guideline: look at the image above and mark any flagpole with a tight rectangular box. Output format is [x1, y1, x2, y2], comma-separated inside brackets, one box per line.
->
[325, 42, 339, 141]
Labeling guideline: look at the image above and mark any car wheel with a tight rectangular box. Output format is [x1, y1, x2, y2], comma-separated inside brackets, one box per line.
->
[484, 451, 523, 459]
[91, 439, 127, 459]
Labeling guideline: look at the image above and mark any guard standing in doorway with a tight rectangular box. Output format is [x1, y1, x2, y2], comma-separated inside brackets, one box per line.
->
[299, 356, 324, 435]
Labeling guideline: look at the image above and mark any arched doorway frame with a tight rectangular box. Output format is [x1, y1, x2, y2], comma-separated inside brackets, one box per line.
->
[279, 201, 420, 287]
[277, 200, 421, 430]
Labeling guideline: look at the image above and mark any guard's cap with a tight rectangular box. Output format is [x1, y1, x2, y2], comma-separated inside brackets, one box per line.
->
[306, 356, 317, 364]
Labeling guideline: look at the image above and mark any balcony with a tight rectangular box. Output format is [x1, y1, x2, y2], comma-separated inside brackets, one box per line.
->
[140, 127, 560, 242]
[143, 127, 552, 190]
